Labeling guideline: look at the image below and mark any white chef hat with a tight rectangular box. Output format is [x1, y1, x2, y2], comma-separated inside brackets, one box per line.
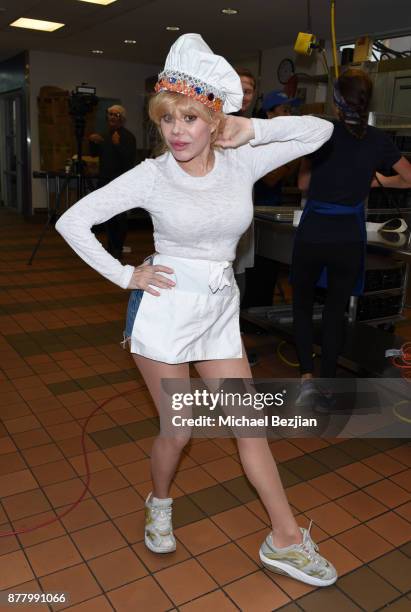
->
[154, 33, 243, 113]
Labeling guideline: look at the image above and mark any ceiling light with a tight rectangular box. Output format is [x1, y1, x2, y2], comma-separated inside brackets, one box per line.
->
[92, 49, 104, 54]
[166, 26, 180, 31]
[221, 8, 239, 15]
[10, 17, 65, 32]
[124, 39, 136, 44]
[77, 1, 118, 5]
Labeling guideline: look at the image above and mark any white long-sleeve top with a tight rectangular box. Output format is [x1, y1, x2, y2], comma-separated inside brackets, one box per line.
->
[56, 116, 333, 289]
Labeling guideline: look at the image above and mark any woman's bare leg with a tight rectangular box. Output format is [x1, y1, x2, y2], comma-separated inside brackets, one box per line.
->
[194, 342, 301, 548]
[132, 353, 190, 499]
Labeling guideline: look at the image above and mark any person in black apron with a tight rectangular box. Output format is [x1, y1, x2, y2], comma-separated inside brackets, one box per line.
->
[291, 68, 411, 409]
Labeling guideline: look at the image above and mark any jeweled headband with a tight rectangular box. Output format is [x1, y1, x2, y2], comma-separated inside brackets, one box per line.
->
[154, 69, 226, 112]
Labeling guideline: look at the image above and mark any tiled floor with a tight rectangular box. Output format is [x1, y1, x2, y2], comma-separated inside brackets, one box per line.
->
[0, 209, 410, 612]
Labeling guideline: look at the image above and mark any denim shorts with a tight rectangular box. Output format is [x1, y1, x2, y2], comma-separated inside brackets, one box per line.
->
[124, 255, 153, 341]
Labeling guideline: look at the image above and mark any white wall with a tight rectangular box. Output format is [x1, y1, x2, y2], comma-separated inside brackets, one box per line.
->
[29, 50, 160, 210]
[260, 42, 335, 105]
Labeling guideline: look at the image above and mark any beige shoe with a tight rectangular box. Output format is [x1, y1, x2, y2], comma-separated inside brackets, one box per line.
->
[144, 492, 176, 553]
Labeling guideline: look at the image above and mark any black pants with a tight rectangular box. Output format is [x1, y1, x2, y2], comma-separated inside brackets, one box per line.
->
[292, 240, 363, 377]
[242, 255, 279, 308]
[106, 212, 128, 260]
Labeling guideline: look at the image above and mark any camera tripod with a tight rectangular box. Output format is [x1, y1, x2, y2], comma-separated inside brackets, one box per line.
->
[28, 93, 97, 266]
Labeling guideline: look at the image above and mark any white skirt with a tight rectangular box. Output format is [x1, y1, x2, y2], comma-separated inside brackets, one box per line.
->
[125, 254, 242, 364]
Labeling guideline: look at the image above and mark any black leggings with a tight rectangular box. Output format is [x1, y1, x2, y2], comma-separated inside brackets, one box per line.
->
[292, 241, 363, 378]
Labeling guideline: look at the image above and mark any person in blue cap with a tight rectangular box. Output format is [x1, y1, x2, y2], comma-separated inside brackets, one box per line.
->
[242, 90, 302, 309]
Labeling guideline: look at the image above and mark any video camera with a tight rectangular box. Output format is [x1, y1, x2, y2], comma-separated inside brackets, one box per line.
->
[69, 84, 98, 118]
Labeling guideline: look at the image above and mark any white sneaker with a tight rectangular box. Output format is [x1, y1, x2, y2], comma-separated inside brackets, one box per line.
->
[144, 492, 176, 553]
[259, 522, 337, 587]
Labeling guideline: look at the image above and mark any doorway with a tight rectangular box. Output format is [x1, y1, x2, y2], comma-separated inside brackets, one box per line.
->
[0, 89, 30, 213]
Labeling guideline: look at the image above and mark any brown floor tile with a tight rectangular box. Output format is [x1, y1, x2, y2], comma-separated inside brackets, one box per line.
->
[369, 550, 411, 593]
[336, 490, 388, 521]
[223, 476, 258, 504]
[335, 524, 393, 562]
[32, 459, 77, 486]
[395, 501, 411, 522]
[113, 509, 145, 544]
[21, 443, 64, 467]
[45, 421, 83, 441]
[43, 478, 91, 508]
[269, 440, 305, 463]
[212, 505, 265, 540]
[97, 486, 144, 518]
[390, 468, 411, 492]
[14, 510, 66, 547]
[267, 569, 316, 600]
[224, 571, 290, 611]
[287, 438, 329, 453]
[338, 565, 400, 610]
[175, 517, 230, 555]
[0, 551, 35, 590]
[305, 501, 360, 536]
[367, 511, 411, 546]
[336, 438, 378, 461]
[364, 480, 410, 508]
[297, 586, 363, 611]
[308, 472, 356, 500]
[60, 498, 108, 533]
[87, 467, 129, 496]
[0, 469, 38, 498]
[3, 489, 51, 521]
[25, 535, 82, 577]
[155, 558, 218, 606]
[88, 426, 131, 450]
[36, 407, 73, 427]
[0, 521, 21, 556]
[107, 575, 172, 612]
[52, 595, 113, 611]
[57, 435, 98, 458]
[336, 461, 382, 487]
[70, 520, 126, 560]
[285, 482, 329, 511]
[39, 563, 102, 610]
[189, 484, 239, 517]
[12, 428, 51, 450]
[245, 498, 270, 525]
[363, 452, 408, 476]
[4, 414, 41, 434]
[377, 597, 411, 612]
[198, 542, 258, 585]
[103, 441, 146, 465]
[69, 450, 112, 476]
[310, 445, 353, 470]
[133, 538, 191, 573]
[0, 436, 18, 455]
[386, 445, 411, 467]
[282, 455, 329, 480]
[179, 589, 239, 611]
[118, 457, 152, 485]
[186, 440, 228, 464]
[88, 546, 148, 590]
[174, 466, 218, 494]
[315, 538, 363, 576]
[202, 457, 244, 482]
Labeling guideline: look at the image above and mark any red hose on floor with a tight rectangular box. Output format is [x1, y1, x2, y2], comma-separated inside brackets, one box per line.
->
[0, 384, 147, 538]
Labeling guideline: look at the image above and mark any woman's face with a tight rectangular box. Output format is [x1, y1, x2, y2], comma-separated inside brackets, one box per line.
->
[160, 107, 214, 163]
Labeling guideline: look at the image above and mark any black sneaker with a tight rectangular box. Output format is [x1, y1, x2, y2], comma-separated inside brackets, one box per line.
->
[295, 380, 318, 409]
[247, 351, 258, 367]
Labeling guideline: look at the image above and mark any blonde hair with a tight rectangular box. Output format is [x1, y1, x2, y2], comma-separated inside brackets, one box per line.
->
[148, 91, 225, 154]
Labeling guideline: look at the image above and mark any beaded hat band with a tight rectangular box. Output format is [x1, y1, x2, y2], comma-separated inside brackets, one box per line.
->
[155, 69, 225, 112]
